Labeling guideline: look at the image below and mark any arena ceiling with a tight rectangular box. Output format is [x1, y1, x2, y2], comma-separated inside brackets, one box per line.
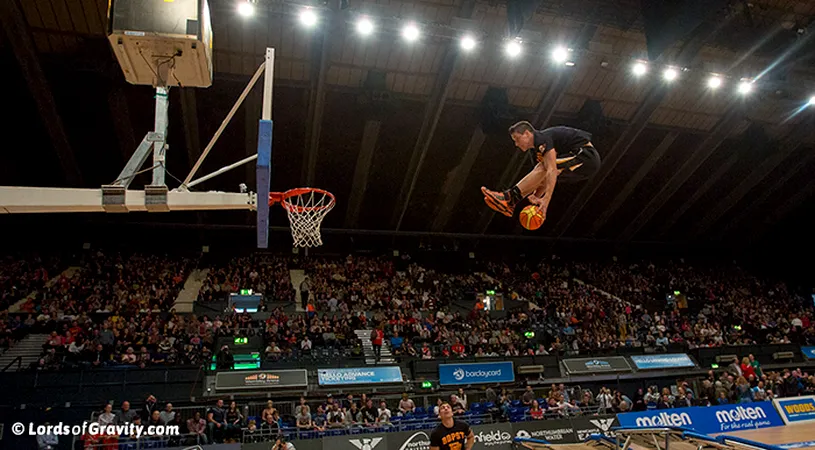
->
[0, 0, 814, 248]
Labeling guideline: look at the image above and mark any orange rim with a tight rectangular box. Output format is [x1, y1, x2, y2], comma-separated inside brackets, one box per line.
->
[269, 188, 335, 213]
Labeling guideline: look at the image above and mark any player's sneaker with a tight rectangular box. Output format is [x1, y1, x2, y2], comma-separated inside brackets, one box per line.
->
[481, 187, 516, 217]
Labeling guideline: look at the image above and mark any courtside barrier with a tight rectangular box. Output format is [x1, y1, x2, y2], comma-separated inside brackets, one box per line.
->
[773, 395, 815, 425]
[616, 402, 784, 434]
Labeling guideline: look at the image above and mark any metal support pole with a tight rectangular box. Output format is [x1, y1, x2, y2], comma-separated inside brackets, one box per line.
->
[262, 48, 274, 121]
[187, 154, 259, 188]
[151, 86, 170, 186]
[257, 48, 275, 248]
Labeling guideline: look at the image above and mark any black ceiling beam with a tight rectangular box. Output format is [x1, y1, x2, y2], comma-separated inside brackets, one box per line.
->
[550, 19, 728, 237]
[655, 151, 739, 237]
[345, 120, 382, 228]
[750, 180, 815, 241]
[474, 69, 573, 234]
[0, 0, 82, 186]
[714, 147, 815, 240]
[688, 115, 815, 239]
[107, 87, 136, 164]
[432, 126, 486, 231]
[301, 9, 334, 187]
[588, 131, 678, 236]
[180, 88, 202, 168]
[390, 0, 477, 230]
[618, 103, 743, 241]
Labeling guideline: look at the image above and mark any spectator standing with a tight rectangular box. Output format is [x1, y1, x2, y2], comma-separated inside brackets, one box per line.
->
[300, 277, 311, 310]
[371, 326, 384, 361]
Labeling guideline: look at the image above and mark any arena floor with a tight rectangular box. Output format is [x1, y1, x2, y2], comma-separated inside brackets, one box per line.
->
[720, 425, 815, 449]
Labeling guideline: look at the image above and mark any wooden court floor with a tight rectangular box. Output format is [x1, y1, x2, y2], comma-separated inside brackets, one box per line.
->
[719, 425, 815, 448]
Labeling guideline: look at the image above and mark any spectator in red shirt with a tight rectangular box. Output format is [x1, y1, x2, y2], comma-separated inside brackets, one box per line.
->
[451, 340, 466, 357]
[741, 357, 756, 379]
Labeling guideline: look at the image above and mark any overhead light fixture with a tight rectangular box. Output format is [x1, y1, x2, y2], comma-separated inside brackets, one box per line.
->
[632, 61, 647, 76]
[565, 61, 576, 67]
[808, 95, 815, 106]
[552, 47, 569, 63]
[663, 67, 678, 82]
[237, 1, 254, 17]
[460, 35, 476, 51]
[402, 23, 420, 42]
[505, 40, 522, 58]
[738, 79, 754, 94]
[356, 17, 374, 35]
[299, 8, 317, 27]
[707, 75, 722, 89]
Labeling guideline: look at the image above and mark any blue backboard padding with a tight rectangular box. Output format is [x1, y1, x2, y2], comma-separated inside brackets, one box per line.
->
[256, 120, 272, 248]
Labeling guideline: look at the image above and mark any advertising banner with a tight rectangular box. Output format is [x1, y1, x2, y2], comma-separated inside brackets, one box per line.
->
[773, 396, 815, 425]
[317, 367, 403, 386]
[562, 357, 632, 375]
[388, 430, 432, 450]
[471, 423, 514, 450]
[617, 402, 784, 434]
[214, 369, 307, 391]
[802, 347, 815, 360]
[439, 362, 515, 386]
[630, 354, 695, 370]
[571, 415, 619, 441]
[324, 433, 390, 450]
[511, 418, 577, 444]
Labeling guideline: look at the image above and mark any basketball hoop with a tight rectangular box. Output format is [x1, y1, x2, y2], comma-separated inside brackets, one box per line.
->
[269, 188, 335, 247]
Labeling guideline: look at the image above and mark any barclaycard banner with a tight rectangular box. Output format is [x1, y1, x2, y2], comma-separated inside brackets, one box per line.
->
[317, 367, 403, 385]
[617, 402, 784, 434]
[802, 347, 815, 360]
[439, 362, 515, 385]
[471, 423, 514, 450]
[773, 396, 815, 425]
[214, 369, 307, 390]
[562, 357, 632, 375]
[630, 354, 695, 370]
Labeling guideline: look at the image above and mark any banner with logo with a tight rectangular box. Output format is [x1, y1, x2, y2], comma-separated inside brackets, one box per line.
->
[773, 396, 815, 425]
[562, 357, 631, 375]
[511, 418, 577, 444]
[214, 369, 307, 391]
[388, 430, 431, 450]
[472, 423, 514, 450]
[617, 402, 784, 434]
[317, 367, 403, 385]
[802, 347, 815, 360]
[324, 433, 389, 450]
[439, 362, 515, 386]
[571, 415, 618, 441]
[630, 354, 695, 370]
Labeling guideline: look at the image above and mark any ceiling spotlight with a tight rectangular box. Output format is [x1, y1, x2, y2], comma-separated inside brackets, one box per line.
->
[808, 95, 815, 106]
[402, 23, 420, 42]
[663, 67, 678, 81]
[552, 47, 569, 63]
[460, 35, 476, 51]
[632, 61, 647, 76]
[237, 1, 254, 17]
[505, 40, 522, 58]
[707, 75, 722, 89]
[299, 8, 317, 27]
[565, 61, 576, 67]
[356, 17, 374, 35]
[738, 80, 753, 94]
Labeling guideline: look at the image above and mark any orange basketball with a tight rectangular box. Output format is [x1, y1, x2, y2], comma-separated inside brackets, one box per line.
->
[519, 205, 545, 230]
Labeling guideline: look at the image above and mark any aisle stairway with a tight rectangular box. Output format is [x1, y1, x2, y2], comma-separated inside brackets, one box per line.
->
[290, 269, 306, 312]
[173, 269, 209, 313]
[8, 266, 80, 313]
[0, 334, 48, 371]
[354, 329, 395, 365]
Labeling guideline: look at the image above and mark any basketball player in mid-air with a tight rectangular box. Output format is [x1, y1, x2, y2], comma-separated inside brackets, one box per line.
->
[430, 403, 474, 450]
[481, 121, 601, 224]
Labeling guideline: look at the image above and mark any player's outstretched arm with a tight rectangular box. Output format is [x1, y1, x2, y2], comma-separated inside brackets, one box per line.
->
[465, 430, 475, 450]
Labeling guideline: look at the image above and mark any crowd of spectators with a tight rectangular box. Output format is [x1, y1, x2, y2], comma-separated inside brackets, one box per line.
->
[198, 255, 294, 304]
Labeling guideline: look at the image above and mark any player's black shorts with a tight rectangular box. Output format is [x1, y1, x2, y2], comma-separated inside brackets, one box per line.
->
[556, 145, 600, 182]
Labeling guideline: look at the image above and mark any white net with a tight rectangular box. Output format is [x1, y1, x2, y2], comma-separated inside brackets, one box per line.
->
[281, 189, 335, 247]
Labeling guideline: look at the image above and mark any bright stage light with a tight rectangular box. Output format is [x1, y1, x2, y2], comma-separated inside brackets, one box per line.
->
[552, 47, 569, 63]
[402, 23, 420, 42]
[237, 1, 254, 17]
[505, 40, 522, 58]
[299, 8, 317, 27]
[632, 61, 647, 76]
[460, 35, 476, 51]
[707, 76, 722, 89]
[663, 67, 678, 82]
[356, 17, 374, 35]
[738, 80, 753, 94]
[808, 95, 815, 106]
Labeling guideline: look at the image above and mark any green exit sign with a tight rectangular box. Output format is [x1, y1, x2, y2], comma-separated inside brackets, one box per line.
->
[486, 290, 495, 295]
[422, 381, 433, 389]
[234, 337, 248, 345]
[239, 289, 251, 295]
